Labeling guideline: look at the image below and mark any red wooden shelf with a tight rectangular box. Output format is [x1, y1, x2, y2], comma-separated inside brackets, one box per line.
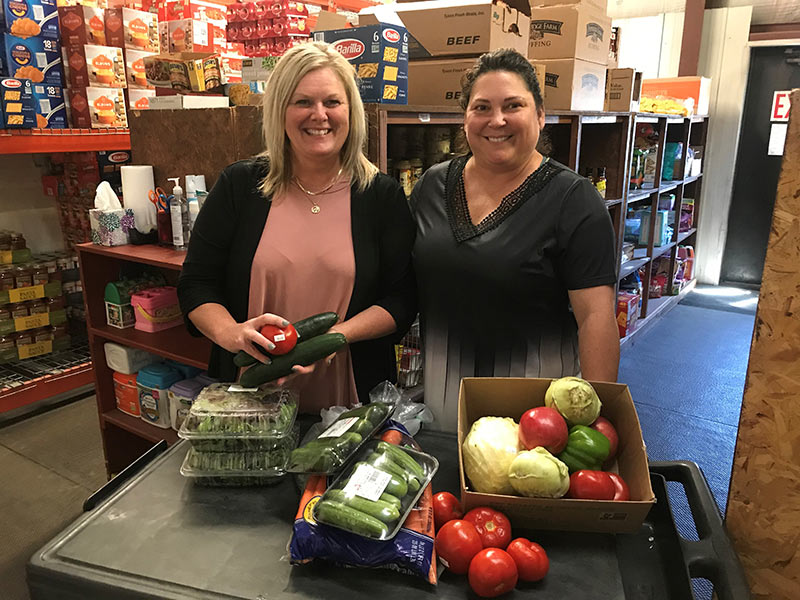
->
[0, 128, 131, 154]
[103, 408, 179, 445]
[77, 242, 187, 271]
[0, 363, 94, 414]
[89, 324, 211, 369]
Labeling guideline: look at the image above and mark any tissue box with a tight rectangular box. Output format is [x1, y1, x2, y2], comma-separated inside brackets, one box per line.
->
[89, 208, 134, 246]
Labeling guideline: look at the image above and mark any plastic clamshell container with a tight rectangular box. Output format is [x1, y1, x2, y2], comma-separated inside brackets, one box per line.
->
[104, 342, 159, 374]
[313, 439, 439, 541]
[286, 401, 396, 475]
[178, 384, 298, 452]
[179, 426, 299, 487]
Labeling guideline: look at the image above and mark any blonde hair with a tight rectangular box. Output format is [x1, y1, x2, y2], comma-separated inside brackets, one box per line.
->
[258, 41, 378, 198]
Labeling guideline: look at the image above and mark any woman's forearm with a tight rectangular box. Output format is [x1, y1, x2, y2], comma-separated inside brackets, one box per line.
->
[187, 303, 240, 351]
[577, 313, 620, 382]
[332, 305, 397, 344]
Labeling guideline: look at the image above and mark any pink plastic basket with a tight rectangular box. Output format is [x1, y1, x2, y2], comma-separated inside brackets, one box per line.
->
[130, 286, 183, 333]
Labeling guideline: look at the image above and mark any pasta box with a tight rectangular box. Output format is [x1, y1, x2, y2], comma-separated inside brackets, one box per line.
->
[3, 33, 63, 85]
[0, 76, 36, 128]
[3, 0, 59, 40]
[314, 24, 408, 105]
[31, 81, 67, 128]
[458, 377, 655, 533]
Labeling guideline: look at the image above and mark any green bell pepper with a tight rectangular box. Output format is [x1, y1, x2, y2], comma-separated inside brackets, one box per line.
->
[558, 425, 610, 473]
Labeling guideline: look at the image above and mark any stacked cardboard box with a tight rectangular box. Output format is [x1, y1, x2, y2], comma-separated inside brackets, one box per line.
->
[528, 0, 611, 111]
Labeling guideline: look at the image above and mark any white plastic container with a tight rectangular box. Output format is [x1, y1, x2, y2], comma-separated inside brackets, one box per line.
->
[137, 363, 182, 429]
[104, 342, 158, 375]
[168, 378, 205, 431]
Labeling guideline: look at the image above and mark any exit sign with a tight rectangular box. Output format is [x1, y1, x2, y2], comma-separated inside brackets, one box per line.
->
[771, 91, 791, 122]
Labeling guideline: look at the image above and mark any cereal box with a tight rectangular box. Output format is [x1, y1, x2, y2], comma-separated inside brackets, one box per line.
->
[58, 6, 106, 47]
[31, 80, 66, 127]
[126, 86, 153, 109]
[85, 85, 126, 128]
[1, 76, 35, 127]
[314, 24, 408, 105]
[3, 33, 62, 85]
[122, 7, 158, 52]
[124, 47, 155, 88]
[3, 0, 59, 40]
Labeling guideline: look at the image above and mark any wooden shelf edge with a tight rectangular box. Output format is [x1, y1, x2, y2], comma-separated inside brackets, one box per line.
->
[89, 325, 210, 369]
[103, 408, 179, 445]
[77, 242, 187, 271]
[651, 241, 677, 260]
[0, 128, 131, 155]
[0, 365, 94, 414]
[619, 257, 651, 281]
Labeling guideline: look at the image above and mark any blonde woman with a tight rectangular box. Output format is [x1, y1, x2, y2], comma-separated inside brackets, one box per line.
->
[178, 42, 416, 412]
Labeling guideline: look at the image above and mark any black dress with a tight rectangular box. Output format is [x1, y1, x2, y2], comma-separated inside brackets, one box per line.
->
[410, 156, 616, 431]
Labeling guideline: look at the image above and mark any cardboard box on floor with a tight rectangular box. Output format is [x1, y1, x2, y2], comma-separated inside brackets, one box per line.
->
[605, 67, 641, 112]
[458, 378, 655, 533]
[539, 57, 605, 111]
[359, 0, 529, 59]
[528, 3, 611, 66]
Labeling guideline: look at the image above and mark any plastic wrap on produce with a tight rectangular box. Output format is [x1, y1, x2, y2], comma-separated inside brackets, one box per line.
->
[289, 423, 437, 584]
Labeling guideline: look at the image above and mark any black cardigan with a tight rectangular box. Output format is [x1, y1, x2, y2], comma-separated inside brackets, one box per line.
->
[177, 158, 417, 404]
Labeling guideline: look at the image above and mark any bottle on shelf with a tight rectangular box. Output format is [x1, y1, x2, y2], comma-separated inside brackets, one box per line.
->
[168, 178, 189, 251]
[584, 167, 595, 185]
[186, 176, 200, 232]
[595, 167, 607, 199]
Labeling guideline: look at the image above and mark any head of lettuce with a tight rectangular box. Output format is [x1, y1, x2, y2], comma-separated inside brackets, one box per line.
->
[462, 416, 521, 495]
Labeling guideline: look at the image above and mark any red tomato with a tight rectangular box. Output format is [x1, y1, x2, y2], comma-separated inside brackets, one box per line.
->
[468, 548, 518, 598]
[518, 406, 569, 454]
[381, 429, 403, 445]
[567, 470, 616, 500]
[607, 472, 630, 501]
[463, 507, 512, 550]
[434, 519, 482, 575]
[432, 491, 464, 530]
[259, 323, 298, 355]
[506, 538, 549, 582]
[590, 416, 619, 460]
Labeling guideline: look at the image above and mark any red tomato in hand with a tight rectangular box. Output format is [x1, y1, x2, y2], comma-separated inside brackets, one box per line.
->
[259, 323, 298, 355]
[506, 538, 549, 582]
[568, 470, 616, 500]
[468, 548, 518, 598]
[590, 416, 619, 460]
[381, 429, 403, 445]
[434, 519, 482, 574]
[432, 491, 464, 530]
[464, 507, 512, 550]
[519, 406, 569, 454]
[607, 472, 630, 501]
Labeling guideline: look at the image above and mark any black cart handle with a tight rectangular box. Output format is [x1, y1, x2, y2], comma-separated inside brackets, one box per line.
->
[83, 440, 169, 511]
[649, 461, 751, 600]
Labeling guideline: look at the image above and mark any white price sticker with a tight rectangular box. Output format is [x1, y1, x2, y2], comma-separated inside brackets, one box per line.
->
[227, 384, 258, 393]
[273, 333, 286, 342]
[343, 463, 392, 502]
[319, 416, 358, 438]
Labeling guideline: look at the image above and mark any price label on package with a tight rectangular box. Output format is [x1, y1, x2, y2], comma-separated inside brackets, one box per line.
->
[9, 285, 45, 303]
[15, 313, 50, 332]
[18, 340, 53, 360]
[0, 251, 11, 264]
[343, 463, 392, 501]
[319, 417, 358, 438]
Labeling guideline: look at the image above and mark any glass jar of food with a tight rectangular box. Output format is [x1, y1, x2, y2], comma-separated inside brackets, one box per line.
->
[0, 266, 14, 291]
[0, 333, 15, 352]
[56, 256, 71, 272]
[10, 233, 26, 250]
[14, 265, 33, 288]
[9, 302, 29, 318]
[29, 299, 48, 314]
[14, 330, 33, 347]
[0, 305, 11, 323]
[47, 296, 65, 311]
[0, 231, 11, 251]
[51, 323, 69, 339]
[32, 327, 54, 342]
[31, 263, 49, 286]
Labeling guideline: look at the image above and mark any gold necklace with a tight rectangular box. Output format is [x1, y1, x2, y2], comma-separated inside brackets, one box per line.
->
[293, 167, 344, 214]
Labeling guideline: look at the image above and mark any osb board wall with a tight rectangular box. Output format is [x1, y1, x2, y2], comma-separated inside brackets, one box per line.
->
[726, 89, 800, 599]
[128, 106, 265, 191]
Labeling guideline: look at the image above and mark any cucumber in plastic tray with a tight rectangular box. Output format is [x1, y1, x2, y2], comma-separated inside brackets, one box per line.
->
[312, 439, 439, 540]
[287, 401, 395, 474]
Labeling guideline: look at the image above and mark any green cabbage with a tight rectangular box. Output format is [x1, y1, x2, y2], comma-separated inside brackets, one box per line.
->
[462, 417, 520, 495]
[544, 376, 602, 426]
[508, 448, 570, 498]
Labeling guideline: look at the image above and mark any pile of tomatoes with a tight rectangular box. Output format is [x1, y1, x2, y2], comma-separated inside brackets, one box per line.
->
[433, 492, 548, 598]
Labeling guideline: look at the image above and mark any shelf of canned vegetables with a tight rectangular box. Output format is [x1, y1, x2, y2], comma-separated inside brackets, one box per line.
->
[166, 373, 750, 599]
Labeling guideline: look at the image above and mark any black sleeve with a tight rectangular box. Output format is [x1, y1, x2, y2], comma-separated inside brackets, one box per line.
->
[177, 166, 237, 336]
[374, 177, 418, 340]
[556, 177, 617, 290]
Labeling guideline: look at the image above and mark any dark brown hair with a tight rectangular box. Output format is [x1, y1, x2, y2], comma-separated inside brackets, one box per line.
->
[459, 48, 544, 112]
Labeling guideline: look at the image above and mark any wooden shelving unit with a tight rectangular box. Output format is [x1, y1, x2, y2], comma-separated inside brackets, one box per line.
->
[77, 243, 210, 476]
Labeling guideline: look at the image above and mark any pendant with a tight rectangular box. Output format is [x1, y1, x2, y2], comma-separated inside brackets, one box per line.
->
[311, 204, 321, 214]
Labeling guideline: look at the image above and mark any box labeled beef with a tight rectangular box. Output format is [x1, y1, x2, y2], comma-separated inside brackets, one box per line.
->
[122, 7, 159, 52]
[3, 33, 62, 85]
[31, 80, 66, 127]
[407, 57, 473, 107]
[315, 24, 408, 104]
[58, 6, 106, 47]
[0, 75, 35, 127]
[528, 3, 611, 65]
[3, 0, 59, 40]
[124, 47, 155, 88]
[539, 57, 605, 111]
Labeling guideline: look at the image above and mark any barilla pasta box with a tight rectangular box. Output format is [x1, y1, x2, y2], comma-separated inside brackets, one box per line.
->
[3, 33, 62, 85]
[0, 76, 36, 127]
[314, 24, 408, 105]
[3, 0, 59, 40]
[31, 80, 66, 127]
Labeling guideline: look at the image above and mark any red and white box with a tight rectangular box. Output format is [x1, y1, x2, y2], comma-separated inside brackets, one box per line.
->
[127, 87, 155, 110]
[123, 7, 160, 53]
[616, 292, 640, 339]
[168, 19, 214, 53]
[159, 0, 227, 23]
[58, 6, 107, 47]
[124, 48, 156, 88]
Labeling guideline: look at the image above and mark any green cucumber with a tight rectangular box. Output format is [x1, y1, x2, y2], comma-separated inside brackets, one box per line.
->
[289, 432, 362, 472]
[376, 441, 425, 480]
[347, 418, 373, 437]
[315, 499, 389, 538]
[366, 452, 421, 493]
[334, 483, 403, 512]
[325, 489, 400, 524]
[352, 461, 408, 498]
[233, 312, 339, 368]
[239, 333, 347, 387]
[338, 403, 390, 428]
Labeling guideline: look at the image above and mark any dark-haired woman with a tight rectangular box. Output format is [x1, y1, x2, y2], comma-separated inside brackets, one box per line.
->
[410, 49, 619, 431]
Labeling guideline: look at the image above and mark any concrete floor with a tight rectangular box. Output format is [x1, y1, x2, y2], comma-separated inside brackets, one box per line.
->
[0, 397, 106, 600]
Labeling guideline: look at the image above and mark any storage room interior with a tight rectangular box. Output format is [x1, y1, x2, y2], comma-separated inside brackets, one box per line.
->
[1, 0, 799, 599]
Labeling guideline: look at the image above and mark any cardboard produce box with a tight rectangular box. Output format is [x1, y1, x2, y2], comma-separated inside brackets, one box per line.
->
[641, 76, 711, 116]
[359, 0, 529, 60]
[540, 57, 605, 111]
[315, 24, 409, 104]
[528, 3, 611, 66]
[458, 377, 655, 533]
[605, 67, 641, 112]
